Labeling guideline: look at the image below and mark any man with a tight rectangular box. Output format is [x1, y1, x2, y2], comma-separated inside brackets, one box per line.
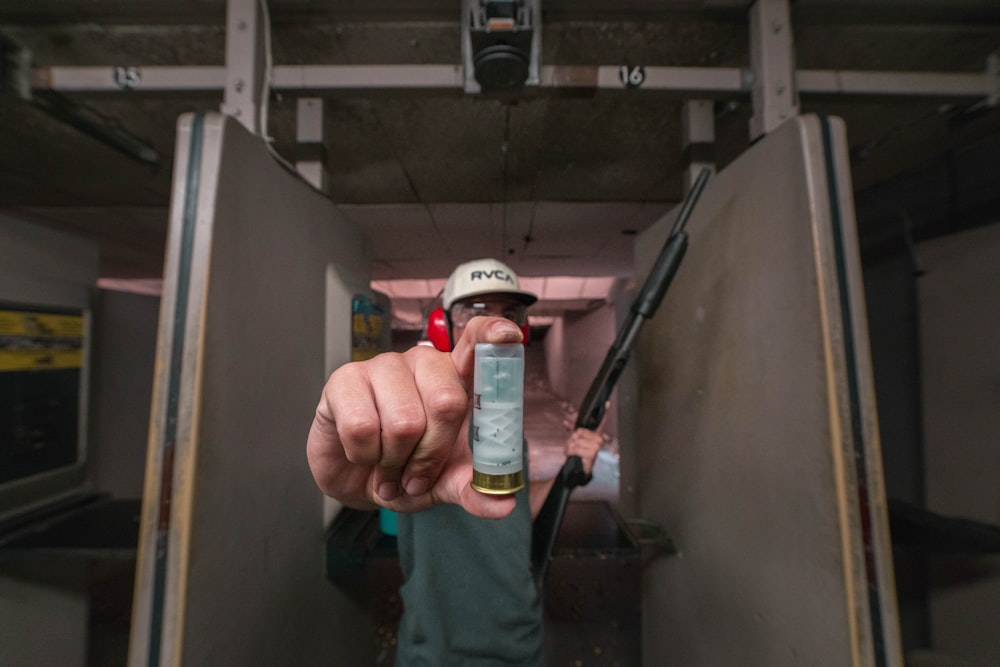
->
[307, 258, 603, 666]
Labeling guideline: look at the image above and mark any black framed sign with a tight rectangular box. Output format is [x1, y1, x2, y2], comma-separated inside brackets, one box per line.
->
[0, 304, 86, 486]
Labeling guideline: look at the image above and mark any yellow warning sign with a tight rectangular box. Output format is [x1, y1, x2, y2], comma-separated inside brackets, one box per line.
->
[352, 309, 384, 361]
[351, 293, 387, 362]
[0, 309, 84, 371]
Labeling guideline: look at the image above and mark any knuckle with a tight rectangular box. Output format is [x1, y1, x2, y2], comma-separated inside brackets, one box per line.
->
[382, 404, 426, 443]
[424, 386, 468, 423]
[337, 412, 381, 465]
[340, 410, 380, 443]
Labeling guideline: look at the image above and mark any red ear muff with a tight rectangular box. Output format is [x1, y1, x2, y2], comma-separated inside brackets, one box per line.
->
[426, 306, 452, 352]
[425, 306, 531, 352]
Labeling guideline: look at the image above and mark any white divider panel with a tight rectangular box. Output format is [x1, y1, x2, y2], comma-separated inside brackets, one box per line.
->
[129, 112, 372, 666]
[635, 115, 902, 667]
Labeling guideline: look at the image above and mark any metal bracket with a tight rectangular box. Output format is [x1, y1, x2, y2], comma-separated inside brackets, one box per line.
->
[748, 0, 799, 140]
[221, 0, 268, 135]
[624, 517, 678, 561]
[295, 98, 328, 192]
[682, 99, 716, 194]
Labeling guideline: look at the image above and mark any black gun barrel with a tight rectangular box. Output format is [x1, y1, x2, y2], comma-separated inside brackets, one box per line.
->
[531, 167, 712, 587]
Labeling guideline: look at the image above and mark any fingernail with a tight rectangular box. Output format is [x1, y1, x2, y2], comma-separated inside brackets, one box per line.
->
[378, 482, 399, 501]
[491, 321, 522, 341]
[405, 477, 429, 496]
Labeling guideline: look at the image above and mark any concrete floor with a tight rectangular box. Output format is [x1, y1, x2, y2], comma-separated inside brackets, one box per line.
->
[370, 518, 642, 667]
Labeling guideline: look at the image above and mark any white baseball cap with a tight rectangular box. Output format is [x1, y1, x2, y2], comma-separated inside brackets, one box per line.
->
[442, 258, 538, 310]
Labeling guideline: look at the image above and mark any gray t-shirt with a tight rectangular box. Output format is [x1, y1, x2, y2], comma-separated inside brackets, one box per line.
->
[395, 452, 542, 666]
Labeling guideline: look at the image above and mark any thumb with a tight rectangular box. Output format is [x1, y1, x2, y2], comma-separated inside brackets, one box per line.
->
[449, 316, 524, 388]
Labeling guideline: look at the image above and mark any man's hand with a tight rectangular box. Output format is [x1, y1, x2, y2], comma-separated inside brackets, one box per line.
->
[561, 400, 608, 477]
[306, 316, 524, 519]
[564, 427, 604, 477]
[529, 419, 607, 519]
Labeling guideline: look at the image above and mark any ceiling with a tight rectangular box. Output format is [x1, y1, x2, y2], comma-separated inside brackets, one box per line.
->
[2, 1, 999, 323]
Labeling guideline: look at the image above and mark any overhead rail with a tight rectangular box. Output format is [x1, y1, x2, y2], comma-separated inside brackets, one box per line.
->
[29, 61, 1000, 103]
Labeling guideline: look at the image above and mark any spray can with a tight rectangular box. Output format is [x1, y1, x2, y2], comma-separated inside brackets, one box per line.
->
[471, 343, 525, 494]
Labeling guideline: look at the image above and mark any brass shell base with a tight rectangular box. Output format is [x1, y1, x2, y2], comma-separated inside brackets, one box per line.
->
[471, 469, 524, 495]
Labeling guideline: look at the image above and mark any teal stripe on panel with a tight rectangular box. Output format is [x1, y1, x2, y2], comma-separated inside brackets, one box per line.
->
[148, 111, 206, 667]
[820, 115, 887, 667]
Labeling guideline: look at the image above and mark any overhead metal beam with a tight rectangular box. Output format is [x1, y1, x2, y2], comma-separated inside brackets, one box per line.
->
[798, 69, 997, 99]
[542, 65, 746, 96]
[29, 63, 1000, 104]
[276, 64, 464, 91]
[5, 1, 1000, 26]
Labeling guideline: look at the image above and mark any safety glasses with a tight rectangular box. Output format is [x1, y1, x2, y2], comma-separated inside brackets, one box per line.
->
[449, 297, 527, 330]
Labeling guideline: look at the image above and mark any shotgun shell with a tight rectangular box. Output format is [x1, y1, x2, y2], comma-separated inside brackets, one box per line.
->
[471, 343, 525, 494]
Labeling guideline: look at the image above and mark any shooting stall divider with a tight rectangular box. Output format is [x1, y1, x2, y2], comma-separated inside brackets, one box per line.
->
[634, 115, 902, 667]
[128, 112, 373, 667]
